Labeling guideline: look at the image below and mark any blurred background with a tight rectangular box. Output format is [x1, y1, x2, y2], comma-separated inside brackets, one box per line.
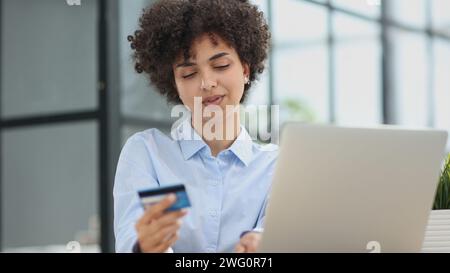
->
[0, 0, 449, 252]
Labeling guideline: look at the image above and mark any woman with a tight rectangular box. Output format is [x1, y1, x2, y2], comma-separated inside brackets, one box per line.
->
[114, 0, 277, 253]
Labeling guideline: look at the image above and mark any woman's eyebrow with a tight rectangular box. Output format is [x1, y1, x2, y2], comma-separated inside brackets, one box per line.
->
[176, 52, 230, 68]
[176, 61, 195, 68]
[208, 52, 229, 61]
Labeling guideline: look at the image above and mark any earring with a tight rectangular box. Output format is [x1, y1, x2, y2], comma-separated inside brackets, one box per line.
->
[244, 76, 249, 85]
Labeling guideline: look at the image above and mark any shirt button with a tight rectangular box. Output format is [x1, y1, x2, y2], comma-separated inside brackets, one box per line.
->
[210, 210, 218, 218]
[206, 248, 215, 253]
[210, 180, 219, 186]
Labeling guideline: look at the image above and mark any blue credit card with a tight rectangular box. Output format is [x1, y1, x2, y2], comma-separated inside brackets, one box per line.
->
[138, 184, 191, 212]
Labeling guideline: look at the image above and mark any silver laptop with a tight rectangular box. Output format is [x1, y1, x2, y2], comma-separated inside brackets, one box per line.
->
[258, 123, 448, 253]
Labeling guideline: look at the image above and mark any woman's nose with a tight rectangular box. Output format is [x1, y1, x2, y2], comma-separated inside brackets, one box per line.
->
[200, 78, 217, 91]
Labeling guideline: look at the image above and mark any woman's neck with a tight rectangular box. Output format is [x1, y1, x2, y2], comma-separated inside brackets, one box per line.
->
[191, 112, 241, 157]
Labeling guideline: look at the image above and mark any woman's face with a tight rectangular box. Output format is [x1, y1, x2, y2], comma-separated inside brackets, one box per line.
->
[173, 33, 250, 117]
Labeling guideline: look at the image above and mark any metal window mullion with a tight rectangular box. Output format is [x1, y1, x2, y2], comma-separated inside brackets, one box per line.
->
[267, 0, 274, 142]
[327, 0, 336, 123]
[0, 0, 3, 252]
[98, 0, 113, 253]
[426, 0, 435, 128]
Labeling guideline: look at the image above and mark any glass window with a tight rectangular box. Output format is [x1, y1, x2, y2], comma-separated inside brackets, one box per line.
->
[331, 0, 381, 18]
[273, 0, 328, 46]
[119, 0, 173, 123]
[431, 0, 450, 35]
[274, 45, 329, 123]
[1, 0, 98, 119]
[386, 0, 428, 29]
[433, 38, 450, 150]
[2, 122, 99, 250]
[272, 0, 329, 123]
[334, 14, 382, 125]
[245, 0, 270, 107]
[388, 28, 429, 127]
[245, 70, 270, 106]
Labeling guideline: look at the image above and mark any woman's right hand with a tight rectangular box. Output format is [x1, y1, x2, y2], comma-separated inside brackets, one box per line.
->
[135, 194, 188, 253]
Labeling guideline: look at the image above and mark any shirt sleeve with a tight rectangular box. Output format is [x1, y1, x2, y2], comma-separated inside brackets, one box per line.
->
[132, 241, 174, 253]
[113, 134, 160, 253]
[251, 152, 277, 235]
[239, 191, 270, 238]
[253, 191, 270, 232]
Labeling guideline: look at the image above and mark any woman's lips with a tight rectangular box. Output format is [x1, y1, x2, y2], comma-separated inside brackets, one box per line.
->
[203, 95, 225, 106]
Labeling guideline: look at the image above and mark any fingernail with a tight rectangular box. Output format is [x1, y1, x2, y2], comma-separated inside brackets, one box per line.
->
[167, 194, 176, 202]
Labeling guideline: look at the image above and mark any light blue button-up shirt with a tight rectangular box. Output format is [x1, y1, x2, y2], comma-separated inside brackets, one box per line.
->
[113, 118, 278, 253]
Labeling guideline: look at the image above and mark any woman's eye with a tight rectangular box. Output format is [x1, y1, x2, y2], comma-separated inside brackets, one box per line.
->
[182, 72, 197, 79]
[181, 65, 229, 79]
[215, 64, 230, 70]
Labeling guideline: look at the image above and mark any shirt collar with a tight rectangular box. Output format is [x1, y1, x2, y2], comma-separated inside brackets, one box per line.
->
[172, 117, 207, 161]
[227, 125, 253, 166]
[172, 117, 254, 166]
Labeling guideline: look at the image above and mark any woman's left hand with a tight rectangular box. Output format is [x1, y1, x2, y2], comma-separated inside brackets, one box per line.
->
[234, 232, 262, 253]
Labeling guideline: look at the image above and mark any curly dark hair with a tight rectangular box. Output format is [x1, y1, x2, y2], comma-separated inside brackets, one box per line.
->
[127, 0, 271, 105]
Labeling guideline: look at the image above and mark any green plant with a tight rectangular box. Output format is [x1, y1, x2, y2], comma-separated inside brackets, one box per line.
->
[433, 153, 450, 210]
[282, 98, 316, 123]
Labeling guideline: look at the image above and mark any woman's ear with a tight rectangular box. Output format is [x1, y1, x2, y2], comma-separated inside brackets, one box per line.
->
[243, 63, 250, 78]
